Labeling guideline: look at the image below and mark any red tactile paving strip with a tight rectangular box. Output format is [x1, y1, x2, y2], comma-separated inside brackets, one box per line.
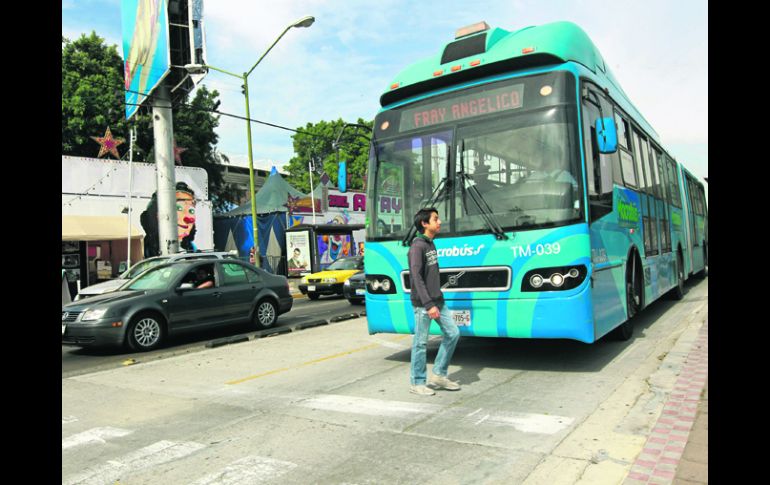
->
[624, 318, 708, 484]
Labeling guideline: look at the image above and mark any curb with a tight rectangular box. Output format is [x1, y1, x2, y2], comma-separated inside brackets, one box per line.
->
[205, 335, 250, 348]
[202, 312, 368, 349]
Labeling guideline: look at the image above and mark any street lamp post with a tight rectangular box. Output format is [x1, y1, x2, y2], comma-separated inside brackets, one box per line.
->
[185, 15, 315, 267]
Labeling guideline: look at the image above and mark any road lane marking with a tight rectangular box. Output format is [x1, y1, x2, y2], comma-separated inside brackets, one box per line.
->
[225, 334, 410, 386]
[190, 456, 297, 484]
[62, 427, 133, 450]
[299, 394, 443, 417]
[63, 440, 206, 485]
[226, 343, 381, 385]
[467, 411, 575, 434]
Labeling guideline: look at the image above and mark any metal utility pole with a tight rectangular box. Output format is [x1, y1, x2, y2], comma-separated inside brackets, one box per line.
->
[152, 85, 179, 255]
[127, 126, 137, 269]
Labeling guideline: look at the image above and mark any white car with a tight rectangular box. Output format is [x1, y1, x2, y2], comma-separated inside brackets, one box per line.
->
[73, 251, 239, 301]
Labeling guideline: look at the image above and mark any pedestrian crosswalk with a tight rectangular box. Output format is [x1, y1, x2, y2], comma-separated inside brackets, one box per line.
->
[63, 392, 576, 483]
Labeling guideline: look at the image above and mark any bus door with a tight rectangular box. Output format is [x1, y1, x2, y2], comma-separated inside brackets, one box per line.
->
[631, 130, 658, 287]
[685, 174, 705, 271]
[650, 145, 672, 290]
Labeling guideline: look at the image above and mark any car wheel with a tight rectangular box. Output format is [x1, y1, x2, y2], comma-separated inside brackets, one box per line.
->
[308, 292, 320, 300]
[126, 312, 165, 352]
[254, 299, 277, 329]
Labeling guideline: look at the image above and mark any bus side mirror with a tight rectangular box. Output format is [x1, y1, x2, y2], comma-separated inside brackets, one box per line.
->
[595, 117, 618, 154]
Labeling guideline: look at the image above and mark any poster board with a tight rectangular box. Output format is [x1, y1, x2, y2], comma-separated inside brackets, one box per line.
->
[285, 230, 311, 276]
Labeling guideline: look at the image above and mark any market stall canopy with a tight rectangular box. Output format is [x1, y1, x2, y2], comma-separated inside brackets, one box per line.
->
[62, 215, 145, 241]
[225, 170, 304, 216]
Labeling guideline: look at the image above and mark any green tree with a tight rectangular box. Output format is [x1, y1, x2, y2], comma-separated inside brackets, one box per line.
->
[62, 32, 135, 156]
[284, 118, 372, 193]
[62, 32, 241, 212]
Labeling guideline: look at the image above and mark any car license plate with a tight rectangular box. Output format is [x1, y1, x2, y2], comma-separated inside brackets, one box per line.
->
[62, 324, 66, 335]
[355, 288, 365, 296]
[451, 310, 471, 326]
[308, 285, 316, 291]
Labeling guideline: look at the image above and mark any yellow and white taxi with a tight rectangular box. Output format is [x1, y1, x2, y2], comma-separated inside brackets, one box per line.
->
[299, 256, 363, 300]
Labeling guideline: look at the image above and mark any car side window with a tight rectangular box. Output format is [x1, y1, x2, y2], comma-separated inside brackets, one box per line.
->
[221, 263, 249, 286]
[245, 267, 262, 283]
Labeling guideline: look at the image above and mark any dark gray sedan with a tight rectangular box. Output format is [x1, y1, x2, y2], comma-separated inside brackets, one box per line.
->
[62, 259, 293, 351]
[343, 271, 366, 305]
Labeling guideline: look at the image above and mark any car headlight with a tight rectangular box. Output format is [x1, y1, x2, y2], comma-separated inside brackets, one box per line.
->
[344, 279, 351, 287]
[323, 277, 337, 283]
[81, 308, 108, 321]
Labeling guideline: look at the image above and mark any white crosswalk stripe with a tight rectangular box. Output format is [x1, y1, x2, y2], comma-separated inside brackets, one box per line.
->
[190, 455, 298, 484]
[297, 394, 573, 434]
[61, 427, 133, 450]
[299, 394, 443, 417]
[62, 440, 206, 485]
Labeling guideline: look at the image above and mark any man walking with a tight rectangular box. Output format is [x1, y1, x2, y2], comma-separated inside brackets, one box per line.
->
[408, 208, 461, 396]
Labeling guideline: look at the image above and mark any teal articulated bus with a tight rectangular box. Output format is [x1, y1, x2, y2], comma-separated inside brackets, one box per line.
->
[364, 21, 707, 343]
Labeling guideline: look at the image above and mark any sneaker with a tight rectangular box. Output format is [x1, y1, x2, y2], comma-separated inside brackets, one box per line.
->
[429, 374, 461, 391]
[410, 385, 436, 396]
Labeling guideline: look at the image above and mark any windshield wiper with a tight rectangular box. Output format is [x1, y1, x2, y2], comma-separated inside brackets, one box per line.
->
[457, 140, 508, 240]
[401, 175, 452, 246]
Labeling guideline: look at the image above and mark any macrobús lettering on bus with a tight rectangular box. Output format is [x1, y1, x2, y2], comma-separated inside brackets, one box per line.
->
[411, 89, 522, 128]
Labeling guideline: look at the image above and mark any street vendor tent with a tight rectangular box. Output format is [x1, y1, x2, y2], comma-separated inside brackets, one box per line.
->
[214, 170, 302, 274]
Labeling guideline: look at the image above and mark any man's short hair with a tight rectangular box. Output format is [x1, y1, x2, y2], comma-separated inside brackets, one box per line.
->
[413, 207, 438, 233]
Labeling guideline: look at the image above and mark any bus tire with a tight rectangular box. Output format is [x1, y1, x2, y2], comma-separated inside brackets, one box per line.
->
[613, 253, 641, 341]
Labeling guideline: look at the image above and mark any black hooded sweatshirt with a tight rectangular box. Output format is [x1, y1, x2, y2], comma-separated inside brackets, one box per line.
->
[408, 233, 444, 310]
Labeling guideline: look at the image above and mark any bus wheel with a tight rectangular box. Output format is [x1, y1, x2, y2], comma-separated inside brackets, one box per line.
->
[614, 257, 640, 341]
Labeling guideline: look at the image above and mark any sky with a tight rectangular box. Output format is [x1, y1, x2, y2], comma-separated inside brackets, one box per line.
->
[62, 0, 707, 194]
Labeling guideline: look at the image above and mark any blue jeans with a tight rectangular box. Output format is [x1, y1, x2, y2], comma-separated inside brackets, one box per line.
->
[410, 305, 460, 385]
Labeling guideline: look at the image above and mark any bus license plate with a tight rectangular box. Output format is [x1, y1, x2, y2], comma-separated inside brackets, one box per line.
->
[451, 310, 471, 326]
[308, 285, 316, 291]
[355, 289, 365, 295]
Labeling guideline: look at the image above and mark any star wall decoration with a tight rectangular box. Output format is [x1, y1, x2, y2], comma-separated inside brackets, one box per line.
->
[90, 127, 125, 159]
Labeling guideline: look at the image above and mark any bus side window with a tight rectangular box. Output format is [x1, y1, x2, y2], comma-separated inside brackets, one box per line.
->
[614, 110, 637, 189]
[666, 156, 682, 208]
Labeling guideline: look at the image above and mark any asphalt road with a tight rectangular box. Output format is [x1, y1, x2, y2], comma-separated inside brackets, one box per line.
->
[62, 295, 362, 378]
[62, 279, 708, 484]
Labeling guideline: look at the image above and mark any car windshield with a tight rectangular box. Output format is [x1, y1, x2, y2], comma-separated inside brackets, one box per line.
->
[326, 258, 362, 271]
[124, 264, 187, 290]
[123, 257, 170, 279]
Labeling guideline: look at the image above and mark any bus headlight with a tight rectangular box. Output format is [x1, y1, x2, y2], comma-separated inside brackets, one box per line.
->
[366, 274, 397, 294]
[522, 265, 587, 292]
[530, 274, 544, 288]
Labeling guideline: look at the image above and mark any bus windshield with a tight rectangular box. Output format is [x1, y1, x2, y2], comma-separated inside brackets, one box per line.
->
[367, 71, 581, 241]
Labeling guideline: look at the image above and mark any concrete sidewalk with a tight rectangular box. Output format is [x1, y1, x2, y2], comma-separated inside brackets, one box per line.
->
[625, 318, 708, 485]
